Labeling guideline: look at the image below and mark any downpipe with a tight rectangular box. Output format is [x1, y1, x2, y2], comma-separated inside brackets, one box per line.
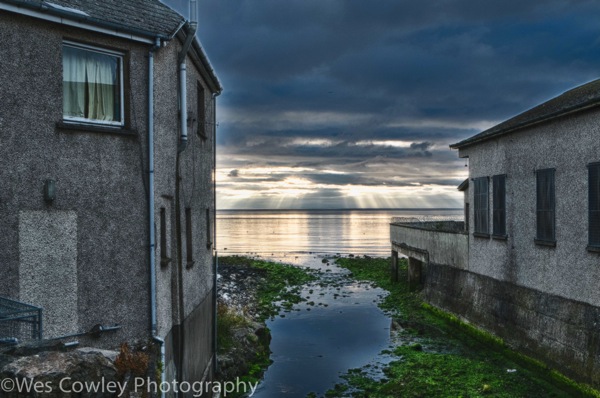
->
[148, 36, 166, 398]
[177, 21, 197, 153]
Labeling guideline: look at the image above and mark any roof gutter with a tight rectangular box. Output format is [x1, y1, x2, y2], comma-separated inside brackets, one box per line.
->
[450, 99, 600, 150]
[0, 0, 176, 44]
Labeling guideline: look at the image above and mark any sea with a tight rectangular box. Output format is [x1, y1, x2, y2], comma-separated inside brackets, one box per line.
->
[215, 208, 463, 397]
[216, 208, 463, 258]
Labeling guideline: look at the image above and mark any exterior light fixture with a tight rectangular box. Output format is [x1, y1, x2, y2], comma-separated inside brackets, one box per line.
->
[44, 179, 56, 202]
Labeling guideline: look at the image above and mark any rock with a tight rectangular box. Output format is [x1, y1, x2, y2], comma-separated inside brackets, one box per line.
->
[77, 347, 119, 362]
[0, 351, 117, 397]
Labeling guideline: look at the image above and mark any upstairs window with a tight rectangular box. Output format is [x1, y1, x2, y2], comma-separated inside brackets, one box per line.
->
[473, 177, 489, 236]
[197, 83, 207, 139]
[492, 174, 507, 237]
[63, 42, 124, 126]
[589, 163, 600, 249]
[535, 168, 555, 245]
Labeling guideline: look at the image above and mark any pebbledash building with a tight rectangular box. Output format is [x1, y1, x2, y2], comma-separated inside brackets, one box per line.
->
[392, 79, 600, 388]
[0, 0, 222, 391]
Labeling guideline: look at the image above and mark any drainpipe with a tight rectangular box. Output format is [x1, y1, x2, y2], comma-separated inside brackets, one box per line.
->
[148, 36, 166, 398]
[177, 3, 198, 153]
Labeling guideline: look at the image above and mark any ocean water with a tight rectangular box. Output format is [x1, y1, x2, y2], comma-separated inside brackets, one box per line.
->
[216, 208, 463, 258]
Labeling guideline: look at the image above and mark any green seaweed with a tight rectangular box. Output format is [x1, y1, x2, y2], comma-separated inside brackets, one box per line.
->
[329, 256, 600, 398]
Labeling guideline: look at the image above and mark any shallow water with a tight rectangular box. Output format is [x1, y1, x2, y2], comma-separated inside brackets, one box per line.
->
[251, 255, 390, 397]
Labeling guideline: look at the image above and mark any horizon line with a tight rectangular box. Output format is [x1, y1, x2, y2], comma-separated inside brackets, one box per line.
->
[216, 207, 463, 211]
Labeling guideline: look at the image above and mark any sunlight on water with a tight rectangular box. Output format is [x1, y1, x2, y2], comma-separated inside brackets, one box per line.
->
[216, 209, 463, 257]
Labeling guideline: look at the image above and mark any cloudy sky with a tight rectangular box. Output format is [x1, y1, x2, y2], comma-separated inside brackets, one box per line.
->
[166, 0, 600, 210]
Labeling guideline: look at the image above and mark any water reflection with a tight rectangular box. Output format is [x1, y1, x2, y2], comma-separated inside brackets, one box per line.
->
[217, 209, 462, 257]
[251, 255, 390, 398]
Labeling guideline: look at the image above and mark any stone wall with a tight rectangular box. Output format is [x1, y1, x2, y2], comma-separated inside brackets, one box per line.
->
[423, 262, 600, 387]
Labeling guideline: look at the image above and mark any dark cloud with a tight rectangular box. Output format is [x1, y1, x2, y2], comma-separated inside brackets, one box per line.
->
[162, 0, 600, 208]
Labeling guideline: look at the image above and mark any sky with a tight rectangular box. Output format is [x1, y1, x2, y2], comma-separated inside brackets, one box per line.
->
[164, 0, 600, 210]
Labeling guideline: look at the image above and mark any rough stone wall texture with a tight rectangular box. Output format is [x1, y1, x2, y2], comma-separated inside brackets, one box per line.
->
[18, 211, 78, 338]
[424, 262, 600, 386]
[0, 11, 151, 346]
[432, 106, 600, 386]
[152, 35, 217, 384]
[458, 108, 600, 306]
[0, 6, 217, 388]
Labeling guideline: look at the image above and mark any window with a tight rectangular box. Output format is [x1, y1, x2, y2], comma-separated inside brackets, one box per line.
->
[185, 208, 194, 268]
[206, 208, 213, 249]
[589, 163, 600, 249]
[197, 83, 207, 139]
[63, 42, 124, 126]
[535, 168, 555, 245]
[473, 177, 489, 236]
[492, 174, 507, 237]
[160, 208, 171, 267]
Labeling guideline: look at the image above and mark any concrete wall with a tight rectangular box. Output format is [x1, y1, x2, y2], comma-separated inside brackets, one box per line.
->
[391, 108, 600, 386]
[458, 108, 600, 307]
[445, 107, 600, 386]
[423, 263, 600, 386]
[390, 222, 468, 269]
[0, 11, 151, 345]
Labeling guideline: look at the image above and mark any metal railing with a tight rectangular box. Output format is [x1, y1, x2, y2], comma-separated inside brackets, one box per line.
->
[0, 296, 42, 344]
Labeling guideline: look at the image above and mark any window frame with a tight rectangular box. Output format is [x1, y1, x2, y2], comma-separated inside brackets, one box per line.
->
[473, 176, 489, 238]
[492, 174, 507, 238]
[588, 162, 600, 251]
[535, 168, 556, 246]
[62, 40, 125, 127]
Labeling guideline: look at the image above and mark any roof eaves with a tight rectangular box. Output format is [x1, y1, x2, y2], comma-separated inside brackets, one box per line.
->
[0, 0, 175, 42]
[176, 27, 221, 94]
[192, 37, 222, 94]
[457, 179, 469, 192]
[449, 98, 600, 150]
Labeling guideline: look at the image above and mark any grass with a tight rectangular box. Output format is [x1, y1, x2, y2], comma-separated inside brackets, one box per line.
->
[216, 302, 251, 352]
[329, 256, 600, 398]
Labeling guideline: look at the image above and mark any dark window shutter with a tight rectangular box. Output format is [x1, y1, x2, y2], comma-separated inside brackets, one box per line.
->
[474, 177, 489, 235]
[536, 169, 555, 242]
[493, 175, 506, 236]
[589, 163, 600, 246]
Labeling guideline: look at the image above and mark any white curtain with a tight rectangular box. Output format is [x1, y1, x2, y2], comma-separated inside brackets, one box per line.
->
[63, 46, 86, 118]
[63, 46, 118, 122]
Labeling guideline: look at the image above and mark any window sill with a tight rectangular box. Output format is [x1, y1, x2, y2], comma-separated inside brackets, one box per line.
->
[56, 121, 138, 137]
[587, 245, 600, 253]
[492, 234, 508, 241]
[534, 239, 556, 247]
[160, 257, 172, 267]
[473, 232, 490, 239]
